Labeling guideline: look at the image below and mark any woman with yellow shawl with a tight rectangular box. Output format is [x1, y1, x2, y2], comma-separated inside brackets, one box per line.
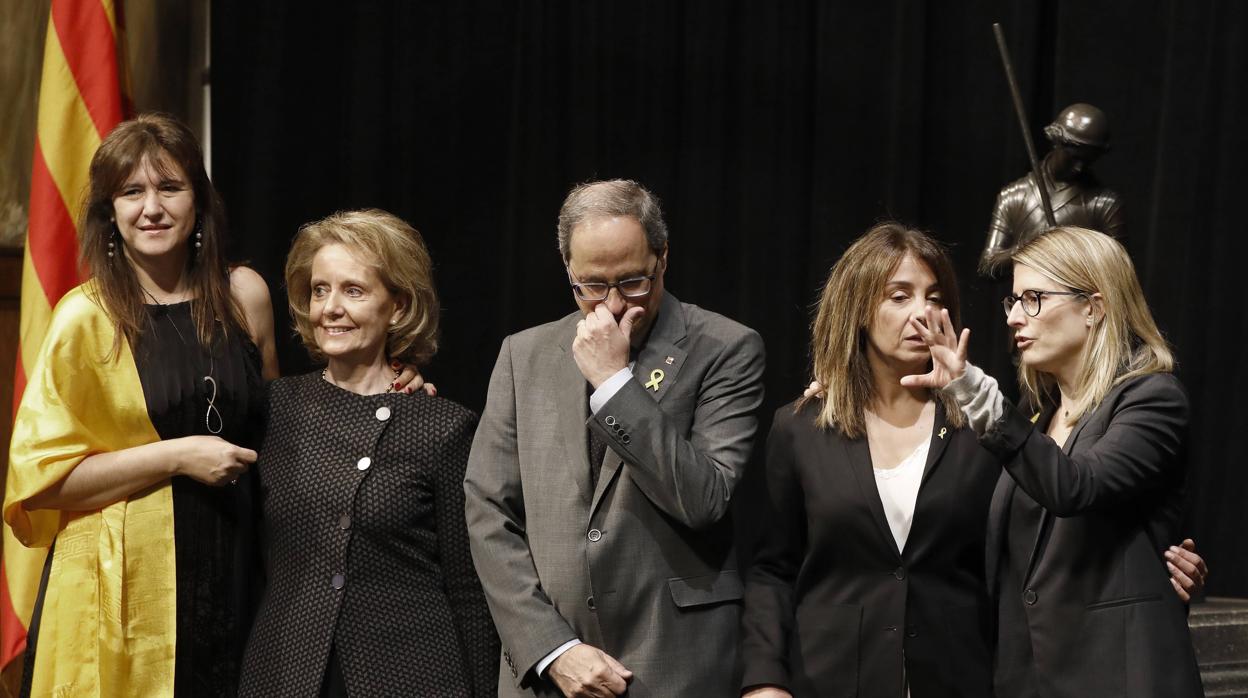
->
[6, 113, 278, 697]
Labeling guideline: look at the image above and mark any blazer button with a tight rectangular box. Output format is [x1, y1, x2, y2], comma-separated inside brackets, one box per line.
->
[893, 567, 906, 581]
[587, 596, 596, 611]
[338, 513, 352, 530]
[375, 405, 391, 421]
[587, 528, 602, 542]
[605, 415, 617, 426]
[331, 573, 345, 590]
[906, 625, 919, 638]
[356, 456, 371, 471]
[621, 434, 631, 444]
[1023, 588, 1038, 605]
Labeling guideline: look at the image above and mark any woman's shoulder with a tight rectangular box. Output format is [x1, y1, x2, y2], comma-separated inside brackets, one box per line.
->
[1110, 371, 1187, 411]
[228, 264, 269, 292]
[771, 397, 838, 441]
[228, 265, 272, 313]
[49, 282, 108, 323]
[400, 392, 479, 431]
[39, 282, 114, 348]
[1118, 370, 1184, 393]
[267, 371, 320, 402]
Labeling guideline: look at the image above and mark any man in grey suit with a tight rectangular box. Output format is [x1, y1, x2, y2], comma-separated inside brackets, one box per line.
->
[465, 179, 765, 697]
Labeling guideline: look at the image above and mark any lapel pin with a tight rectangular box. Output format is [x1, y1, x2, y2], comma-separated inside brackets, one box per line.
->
[664, 356, 675, 365]
[644, 368, 666, 392]
[938, 427, 947, 440]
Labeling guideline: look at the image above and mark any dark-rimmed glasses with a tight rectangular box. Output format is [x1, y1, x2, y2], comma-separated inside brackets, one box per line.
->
[1002, 289, 1089, 317]
[567, 259, 660, 302]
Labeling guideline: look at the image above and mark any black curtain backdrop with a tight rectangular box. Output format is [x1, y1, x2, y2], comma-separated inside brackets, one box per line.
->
[212, 1, 1248, 595]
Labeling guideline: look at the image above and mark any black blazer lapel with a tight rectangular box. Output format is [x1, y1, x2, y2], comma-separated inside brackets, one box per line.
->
[904, 403, 955, 561]
[919, 401, 953, 487]
[842, 437, 903, 560]
[1021, 401, 1098, 587]
[985, 472, 1015, 596]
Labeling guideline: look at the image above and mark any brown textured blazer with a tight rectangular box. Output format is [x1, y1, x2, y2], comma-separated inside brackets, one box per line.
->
[239, 373, 498, 697]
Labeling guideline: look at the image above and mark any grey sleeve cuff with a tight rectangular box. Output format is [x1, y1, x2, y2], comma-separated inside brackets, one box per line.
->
[941, 363, 1006, 437]
[589, 367, 633, 414]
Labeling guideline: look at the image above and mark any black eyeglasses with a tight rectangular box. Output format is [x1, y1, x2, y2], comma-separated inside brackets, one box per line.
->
[1002, 289, 1089, 317]
[567, 259, 660, 302]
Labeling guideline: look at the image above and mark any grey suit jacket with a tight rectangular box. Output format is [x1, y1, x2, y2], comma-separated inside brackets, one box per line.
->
[464, 293, 765, 697]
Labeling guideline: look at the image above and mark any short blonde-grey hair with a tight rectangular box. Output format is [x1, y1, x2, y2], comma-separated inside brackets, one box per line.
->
[285, 209, 439, 366]
[1012, 226, 1173, 424]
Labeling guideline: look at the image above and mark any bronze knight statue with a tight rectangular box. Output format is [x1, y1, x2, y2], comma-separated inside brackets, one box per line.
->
[980, 103, 1126, 276]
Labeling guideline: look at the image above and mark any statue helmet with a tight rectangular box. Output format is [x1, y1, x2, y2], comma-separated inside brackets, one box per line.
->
[1043, 103, 1110, 151]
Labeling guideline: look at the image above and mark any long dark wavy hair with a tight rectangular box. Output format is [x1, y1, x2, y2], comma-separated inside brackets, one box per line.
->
[79, 113, 247, 357]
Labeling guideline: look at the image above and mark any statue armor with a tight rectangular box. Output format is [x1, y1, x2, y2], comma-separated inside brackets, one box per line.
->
[980, 103, 1126, 276]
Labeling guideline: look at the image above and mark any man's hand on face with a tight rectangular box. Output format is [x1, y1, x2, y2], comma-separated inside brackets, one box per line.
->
[549, 643, 633, 698]
[573, 305, 645, 389]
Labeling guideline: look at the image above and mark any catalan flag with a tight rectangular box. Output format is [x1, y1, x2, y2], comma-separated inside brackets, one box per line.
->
[4, 0, 128, 679]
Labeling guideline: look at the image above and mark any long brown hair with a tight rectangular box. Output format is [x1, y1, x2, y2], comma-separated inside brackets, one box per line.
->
[804, 222, 966, 437]
[79, 113, 246, 357]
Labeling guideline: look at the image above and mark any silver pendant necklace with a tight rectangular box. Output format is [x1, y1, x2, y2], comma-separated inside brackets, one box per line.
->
[141, 286, 223, 435]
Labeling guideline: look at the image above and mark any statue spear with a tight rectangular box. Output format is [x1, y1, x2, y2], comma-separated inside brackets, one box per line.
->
[992, 23, 1056, 226]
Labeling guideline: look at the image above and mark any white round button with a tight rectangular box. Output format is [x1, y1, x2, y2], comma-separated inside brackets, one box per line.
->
[356, 456, 371, 471]
[375, 406, 391, 421]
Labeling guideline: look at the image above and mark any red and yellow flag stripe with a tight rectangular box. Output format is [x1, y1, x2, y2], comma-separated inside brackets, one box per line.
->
[5, 0, 127, 671]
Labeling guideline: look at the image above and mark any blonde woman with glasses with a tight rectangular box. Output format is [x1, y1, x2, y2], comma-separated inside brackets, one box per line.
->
[909, 226, 1204, 696]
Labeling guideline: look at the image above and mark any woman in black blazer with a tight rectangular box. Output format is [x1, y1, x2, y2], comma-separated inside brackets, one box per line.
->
[741, 223, 999, 697]
[911, 226, 1203, 697]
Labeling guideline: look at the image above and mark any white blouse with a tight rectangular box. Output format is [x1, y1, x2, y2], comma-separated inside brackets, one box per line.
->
[873, 439, 929, 553]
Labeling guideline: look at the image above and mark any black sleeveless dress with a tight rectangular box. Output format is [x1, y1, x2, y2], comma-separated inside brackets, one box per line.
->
[133, 301, 266, 696]
[21, 301, 266, 697]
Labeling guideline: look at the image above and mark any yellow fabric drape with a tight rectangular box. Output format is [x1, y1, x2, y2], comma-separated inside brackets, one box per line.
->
[5, 283, 176, 697]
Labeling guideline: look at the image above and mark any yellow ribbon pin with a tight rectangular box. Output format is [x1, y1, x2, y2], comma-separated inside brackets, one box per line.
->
[644, 369, 665, 392]
[938, 427, 947, 440]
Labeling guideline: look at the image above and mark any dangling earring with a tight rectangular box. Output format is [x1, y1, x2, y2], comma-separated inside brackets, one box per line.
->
[107, 220, 117, 258]
[194, 220, 204, 250]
